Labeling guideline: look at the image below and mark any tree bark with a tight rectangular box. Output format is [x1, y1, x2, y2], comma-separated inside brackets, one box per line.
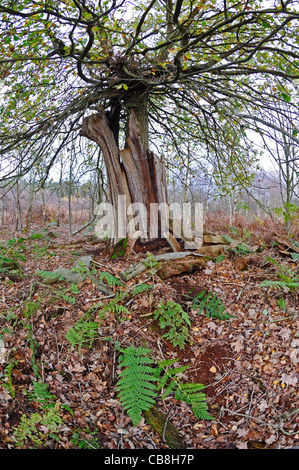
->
[80, 107, 168, 248]
[143, 407, 185, 449]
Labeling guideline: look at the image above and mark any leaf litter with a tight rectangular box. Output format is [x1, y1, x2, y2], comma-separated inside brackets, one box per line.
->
[0, 225, 298, 449]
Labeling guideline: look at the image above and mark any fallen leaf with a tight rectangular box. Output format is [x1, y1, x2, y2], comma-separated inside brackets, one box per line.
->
[279, 328, 292, 341]
[257, 399, 268, 412]
[193, 423, 204, 430]
[69, 363, 84, 373]
[207, 321, 217, 331]
[235, 441, 248, 449]
[281, 373, 298, 386]
[265, 434, 276, 445]
[290, 348, 299, 364]
[232, 336, 244, 353]
[211, 423, 218, 436]
[236, 428, 248, 438]
[117, 428, 129, 435]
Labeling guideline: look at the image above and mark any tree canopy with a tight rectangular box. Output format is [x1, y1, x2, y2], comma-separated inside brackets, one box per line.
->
[1, 0, 299, 187]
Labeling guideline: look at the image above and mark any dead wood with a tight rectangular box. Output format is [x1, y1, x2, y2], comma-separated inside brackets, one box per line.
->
[81, 109, 168, 247]
[70, 215, 97, 236]
[196, 244, 227, 257]
[273, 235, 299, 258]
[119, 251, 208, 282]
[124, 231, 142, 259]
[157, 256, 206, 280]
[143, 407, 185, 449]
[165, 233, 182, 252]
[203, 234, 230, 245]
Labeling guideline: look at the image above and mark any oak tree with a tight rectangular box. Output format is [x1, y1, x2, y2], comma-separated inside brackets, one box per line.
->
[1, 0, 299, 246]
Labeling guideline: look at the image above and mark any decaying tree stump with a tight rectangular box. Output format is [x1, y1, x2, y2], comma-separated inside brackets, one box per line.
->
[80, 108, 169, 249]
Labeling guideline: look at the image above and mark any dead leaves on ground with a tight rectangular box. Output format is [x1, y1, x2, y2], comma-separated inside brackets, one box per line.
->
[0, 226, 298, 449]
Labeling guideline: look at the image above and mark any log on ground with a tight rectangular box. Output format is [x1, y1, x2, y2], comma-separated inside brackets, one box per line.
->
[157, 256, 206, 280]
[143, 407, 185, 449]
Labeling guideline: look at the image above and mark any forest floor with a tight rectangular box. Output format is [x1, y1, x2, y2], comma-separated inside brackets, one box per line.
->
[0, 222, 298, 451]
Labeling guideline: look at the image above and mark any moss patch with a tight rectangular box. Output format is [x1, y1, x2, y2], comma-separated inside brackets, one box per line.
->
[110, 238, 128, 259]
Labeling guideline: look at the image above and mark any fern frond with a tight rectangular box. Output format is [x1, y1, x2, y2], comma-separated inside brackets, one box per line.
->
[116, 346, 213, 424]
[260, 280, 299, 292]
[115, 304, 130, 313]
[221, 234, 235, 244]
[132, 283, 153, 296]
[153, 301, 191, 349]
[193, 291, 232, 320]
[36, 270, 67, 282]
[155, 359, 189, 399]
[261, 257, 298, 280]
[265, 256, 280, 267]
[175, 383, 213, 420]
[116, 347, 157, 426]
[192, 291, 208, 313]
[99, 272, 124, 286]
[109, 303, 130, 319]
[66, 320, 98, 353]
[162, 326, 190, 349]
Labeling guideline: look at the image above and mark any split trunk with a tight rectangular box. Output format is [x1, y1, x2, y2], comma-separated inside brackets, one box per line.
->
[80, 106, 174, 251]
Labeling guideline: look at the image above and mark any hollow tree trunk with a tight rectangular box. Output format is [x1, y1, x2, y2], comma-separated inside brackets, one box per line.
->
[80, 106, 170, 249]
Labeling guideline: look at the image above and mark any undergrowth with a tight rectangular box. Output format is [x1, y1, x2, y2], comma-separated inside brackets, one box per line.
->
[191, 291, 233, 320]
[116, 346, 213, 427]
[260, 257, 299, 292]
[153, 301, 191, 349]
[4, 228, 296, 448]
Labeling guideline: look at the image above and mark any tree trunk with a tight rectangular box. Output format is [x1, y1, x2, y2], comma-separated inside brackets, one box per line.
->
[41, 187, 46, 225]
[57, 158, 63, 227]
[68, 157, 73, 236]
[26, 174, 35, 226]
[80, 107, 169, 249]
[15, 181, 23, 230]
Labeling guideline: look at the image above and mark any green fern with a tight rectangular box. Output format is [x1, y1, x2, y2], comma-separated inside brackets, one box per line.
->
[221, 234, 235, 244]
[153, 301, 191, 349]
[260, 257, 299, 292]
[59, 292, 76, 304]
[116, 346, 157, 426]
[13, 403, 63, 448]
[71, 260, 96, 276]
[66, 319, 99, 353]
[116, 346, 212, 426]
[131, 283, 153, 296]
[155, 360, 212, 419]
[231, 243, 253, 256]
[110, 303, 131, 319]
[99, 293, 130, 320]
[3, 359, 18, 398]
[260, 280, 299, 292]
[99, 271, 124, 286]
[30, 381, 55, 407]
[175, 383, 213, 420]
[192, 291, 232, 320]
[36, 270, 67, 282]
[143, 252, 160, 274]
[155, 358, 189, 400]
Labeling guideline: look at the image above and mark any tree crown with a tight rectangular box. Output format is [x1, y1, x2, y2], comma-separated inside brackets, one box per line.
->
[1, 0, 299, 182]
